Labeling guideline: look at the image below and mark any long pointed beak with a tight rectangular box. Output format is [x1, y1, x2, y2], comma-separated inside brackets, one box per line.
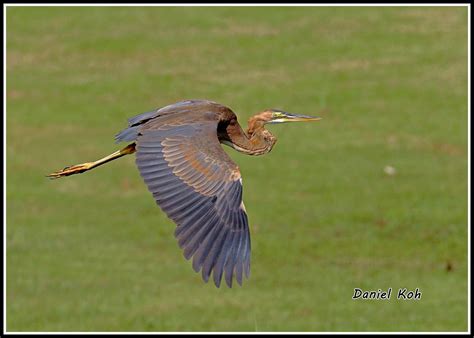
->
[269, 111, 322, 124]
[282, 113, 322, 122]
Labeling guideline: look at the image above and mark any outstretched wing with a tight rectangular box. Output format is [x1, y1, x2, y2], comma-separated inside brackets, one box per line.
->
[135, 118, 250, 288]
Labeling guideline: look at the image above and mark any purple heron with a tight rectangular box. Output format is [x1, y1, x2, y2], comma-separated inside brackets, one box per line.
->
[47, 100, 322, 288]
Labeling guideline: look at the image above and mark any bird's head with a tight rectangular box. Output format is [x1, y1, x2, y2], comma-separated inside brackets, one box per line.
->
[247, 108, 322, 140]
[249, 109, 322, 128]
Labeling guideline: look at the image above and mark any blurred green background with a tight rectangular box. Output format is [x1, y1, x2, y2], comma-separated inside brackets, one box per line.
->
[6, 6, 468, 332]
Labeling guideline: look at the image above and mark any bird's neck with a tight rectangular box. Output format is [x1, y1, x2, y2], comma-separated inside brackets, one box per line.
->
[246, 116, 266, 137]
[222, 121, 274, 156]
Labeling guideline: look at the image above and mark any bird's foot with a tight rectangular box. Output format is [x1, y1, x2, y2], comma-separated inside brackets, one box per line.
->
[46, 162, 93, 179]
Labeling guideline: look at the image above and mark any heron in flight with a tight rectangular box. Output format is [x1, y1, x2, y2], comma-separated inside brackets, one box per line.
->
[48, 100, 322, 288]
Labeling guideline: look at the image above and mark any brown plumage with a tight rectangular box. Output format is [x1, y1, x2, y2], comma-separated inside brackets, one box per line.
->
[47, 99, 321, 288]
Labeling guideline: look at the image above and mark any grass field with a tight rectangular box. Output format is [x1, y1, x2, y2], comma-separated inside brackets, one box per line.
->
[6, 6, 468, 332]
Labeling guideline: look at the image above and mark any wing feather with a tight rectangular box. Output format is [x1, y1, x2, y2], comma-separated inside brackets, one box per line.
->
[134, 119, 251, 287]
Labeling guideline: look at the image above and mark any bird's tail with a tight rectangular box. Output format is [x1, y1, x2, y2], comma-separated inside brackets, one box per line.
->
[114, 126, 140, 144]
